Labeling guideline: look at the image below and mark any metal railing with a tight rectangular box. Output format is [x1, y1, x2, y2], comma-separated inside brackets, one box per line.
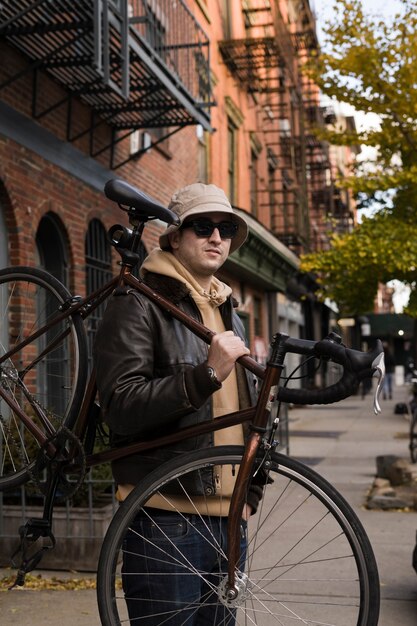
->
[0, 0, 212, 131]
[128, 0, 211, 105]
[0, 471, 117, 571]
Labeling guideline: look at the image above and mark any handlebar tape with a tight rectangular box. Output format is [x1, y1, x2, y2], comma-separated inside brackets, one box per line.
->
[277, 339, 383, 405]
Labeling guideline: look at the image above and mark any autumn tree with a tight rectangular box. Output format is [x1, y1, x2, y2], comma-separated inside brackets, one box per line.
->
[300, 0, 417, 316]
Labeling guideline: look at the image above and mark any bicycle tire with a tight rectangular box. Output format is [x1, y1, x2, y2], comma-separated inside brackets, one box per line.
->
[97, 445, 380, 626]
[410, 409, 417, 463]
[0, 266, 88, 490]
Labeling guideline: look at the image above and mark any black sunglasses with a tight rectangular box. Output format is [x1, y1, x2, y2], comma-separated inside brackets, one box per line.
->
[181, 219, 238, 240]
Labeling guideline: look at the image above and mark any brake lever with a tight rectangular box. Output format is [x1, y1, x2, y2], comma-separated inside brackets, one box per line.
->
[372, 352, 385, 415]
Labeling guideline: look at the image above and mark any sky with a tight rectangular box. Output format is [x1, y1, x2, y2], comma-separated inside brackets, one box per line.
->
[310, 0, 410, 313]
[311, 0, 404, 32]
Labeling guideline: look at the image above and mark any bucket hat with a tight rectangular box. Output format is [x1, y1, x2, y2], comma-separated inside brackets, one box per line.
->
[159, 183, 248, 254]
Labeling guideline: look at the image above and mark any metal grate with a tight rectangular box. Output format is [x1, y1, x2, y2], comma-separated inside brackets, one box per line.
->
[0, 0, 212, 131]
[85, 218, 112, 368]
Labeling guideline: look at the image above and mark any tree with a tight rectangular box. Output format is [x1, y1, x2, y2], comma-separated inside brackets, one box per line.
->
[300, 0, 417, 316]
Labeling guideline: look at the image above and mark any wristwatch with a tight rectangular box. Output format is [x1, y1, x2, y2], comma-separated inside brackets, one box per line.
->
[207, 365, 221, 387]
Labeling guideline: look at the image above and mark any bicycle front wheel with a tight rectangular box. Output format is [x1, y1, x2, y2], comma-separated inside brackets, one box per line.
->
[97, 446, 380, 626]
[0, 266, 88, 490]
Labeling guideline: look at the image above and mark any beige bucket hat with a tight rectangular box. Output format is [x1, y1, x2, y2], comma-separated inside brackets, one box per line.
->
[159, 183, 248, 254]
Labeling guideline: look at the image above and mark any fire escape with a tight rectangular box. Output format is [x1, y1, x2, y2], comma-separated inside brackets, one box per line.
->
[0, 0, 213, 168]
[294, 1, 354, 246]
[219, 0, 309, 252]
[219, 0, 344, 254]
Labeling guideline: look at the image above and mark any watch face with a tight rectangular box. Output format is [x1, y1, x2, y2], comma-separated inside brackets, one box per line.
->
[207, 366, 218, 384]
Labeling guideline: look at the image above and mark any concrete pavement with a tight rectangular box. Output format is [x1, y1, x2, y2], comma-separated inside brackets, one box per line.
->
[289, 385, 417, 626]
[1, 384, 416, 624]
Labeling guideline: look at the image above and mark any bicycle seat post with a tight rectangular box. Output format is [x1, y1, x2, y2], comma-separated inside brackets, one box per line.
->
[127, 213, 146, 252]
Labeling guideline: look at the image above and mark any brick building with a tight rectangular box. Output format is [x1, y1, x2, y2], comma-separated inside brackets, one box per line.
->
[0, 0, 353, 367]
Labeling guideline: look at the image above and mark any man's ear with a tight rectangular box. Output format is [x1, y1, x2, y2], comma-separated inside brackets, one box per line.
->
[168, 230, 181, 250]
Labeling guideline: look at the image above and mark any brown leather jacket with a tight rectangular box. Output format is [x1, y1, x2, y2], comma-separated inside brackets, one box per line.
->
[94, 272, 258, 500]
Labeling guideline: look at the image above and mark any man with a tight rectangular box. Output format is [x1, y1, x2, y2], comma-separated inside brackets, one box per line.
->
[94, 183, 258, 625]
[382, 342, 395, 400]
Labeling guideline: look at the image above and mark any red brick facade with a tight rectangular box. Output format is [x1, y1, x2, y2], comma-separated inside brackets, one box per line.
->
[0, 1, 342, 353]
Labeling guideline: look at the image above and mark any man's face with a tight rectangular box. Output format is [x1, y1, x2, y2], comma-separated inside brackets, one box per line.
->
[168, 212, 233, 284]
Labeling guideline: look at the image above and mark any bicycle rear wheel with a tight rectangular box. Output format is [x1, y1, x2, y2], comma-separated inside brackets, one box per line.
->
[97, 445, 380, 626]
[0, 266, 88, 490]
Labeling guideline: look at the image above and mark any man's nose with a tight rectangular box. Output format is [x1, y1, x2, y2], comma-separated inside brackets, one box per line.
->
[208, 227, 222, 242]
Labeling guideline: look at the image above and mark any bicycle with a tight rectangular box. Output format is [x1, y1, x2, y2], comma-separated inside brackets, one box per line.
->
[408, 371, 417, 463]
[0, 178, 386, 625]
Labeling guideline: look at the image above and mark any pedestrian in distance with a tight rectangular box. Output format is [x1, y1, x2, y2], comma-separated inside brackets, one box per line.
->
[94, 183, 261, 625]
[382, 342, 395, 400]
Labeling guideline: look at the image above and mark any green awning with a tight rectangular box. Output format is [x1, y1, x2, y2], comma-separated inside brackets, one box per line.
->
[366, 313, 414, 340]
[225, 208, 299, 291]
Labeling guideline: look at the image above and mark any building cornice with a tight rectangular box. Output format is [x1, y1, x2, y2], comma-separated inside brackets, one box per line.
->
[226, 207, 299, 291]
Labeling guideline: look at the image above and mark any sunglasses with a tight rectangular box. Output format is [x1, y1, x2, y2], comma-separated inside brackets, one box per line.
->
[181, 219, 238, 240]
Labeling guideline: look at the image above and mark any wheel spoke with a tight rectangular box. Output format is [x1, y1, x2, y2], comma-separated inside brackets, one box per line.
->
[97, 447, 379, 626]
[0, 267, 87, 490]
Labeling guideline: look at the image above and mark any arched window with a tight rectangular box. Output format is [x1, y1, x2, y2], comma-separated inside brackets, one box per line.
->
[36, 213, 68, 286]
[35, 213, 70, 415]
[85, 219, 112, 366]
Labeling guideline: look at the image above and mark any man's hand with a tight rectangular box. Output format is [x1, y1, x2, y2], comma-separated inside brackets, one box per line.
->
[242, 503, 252, 521]
[207, 331, 250, 383]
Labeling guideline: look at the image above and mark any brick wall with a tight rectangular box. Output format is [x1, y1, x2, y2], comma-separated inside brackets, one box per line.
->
[0, 39, 202, 293]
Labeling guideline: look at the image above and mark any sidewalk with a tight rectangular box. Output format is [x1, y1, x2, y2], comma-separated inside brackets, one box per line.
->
[0, 569, 100, 625]
[1, 385, 416, 625]
[289, 384, 417, 626]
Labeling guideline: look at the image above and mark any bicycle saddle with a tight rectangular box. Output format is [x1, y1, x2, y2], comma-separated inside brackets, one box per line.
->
[104, 179, 180, 226]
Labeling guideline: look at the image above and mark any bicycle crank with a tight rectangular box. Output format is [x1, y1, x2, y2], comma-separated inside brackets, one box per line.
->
[33, 426, 86, 500]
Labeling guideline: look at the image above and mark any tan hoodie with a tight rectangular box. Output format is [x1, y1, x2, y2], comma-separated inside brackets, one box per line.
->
[117, 249, 244, 515]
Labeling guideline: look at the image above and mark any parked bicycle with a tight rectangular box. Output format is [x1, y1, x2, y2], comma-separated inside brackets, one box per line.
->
[0, 179, 385, 625]
[408, 367, 417, 463]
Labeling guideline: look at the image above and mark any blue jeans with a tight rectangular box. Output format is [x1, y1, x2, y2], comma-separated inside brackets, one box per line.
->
[383, 372, 393, 398]
[122, 508, 247, 625]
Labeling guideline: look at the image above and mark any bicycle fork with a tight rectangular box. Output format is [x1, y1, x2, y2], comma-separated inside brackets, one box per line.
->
[224, 333, 287, 602]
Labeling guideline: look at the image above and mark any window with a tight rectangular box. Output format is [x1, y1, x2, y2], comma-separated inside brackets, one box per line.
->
[221, 0, 232, 38]
[268, 163, 277, 225]
[36, 213, 68, 286]
[36, 214, 70, 415]
[250, 148, 259, 217]
[144, 1, 167, 61]
[253, 296, 262, 337]
[228, 122, 237, 205]
[225, 97, 244, 205]
[85, 219, 113, 367]
[196, 124, 208, 183]
[249, 132, 262, 218]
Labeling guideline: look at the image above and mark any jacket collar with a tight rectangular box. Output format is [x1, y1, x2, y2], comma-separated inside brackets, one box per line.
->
[143, 272, 239, 308]
[143, 272, 191, 305]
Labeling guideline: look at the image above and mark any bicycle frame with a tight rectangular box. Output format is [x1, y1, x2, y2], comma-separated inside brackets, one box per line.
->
[1, 182, 384, 618]
[0, 242, 287, 593]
